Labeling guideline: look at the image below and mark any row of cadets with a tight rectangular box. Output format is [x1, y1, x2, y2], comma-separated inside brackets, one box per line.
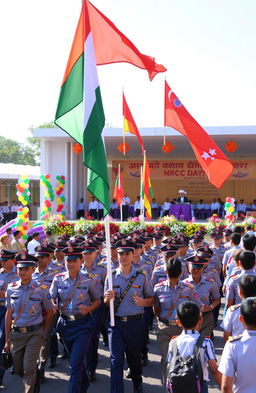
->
[0, 250, 19, 385]
[104, 238, 154, 393]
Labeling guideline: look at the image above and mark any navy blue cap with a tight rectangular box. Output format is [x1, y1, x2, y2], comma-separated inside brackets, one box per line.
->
[81, 240, 97, 254]
[161, 244, 179, 256]
[16, 253, 38, 268]
[116, 239, 135, 253]
[55, 241, 67, 252]
[63, 247, 84, 260]
[0, 250, 16, 262]
[140, 232, 153, 241]
[185, 253, 207, 267]
[223, 229, 232, 236]
[35, 245, 53, 258]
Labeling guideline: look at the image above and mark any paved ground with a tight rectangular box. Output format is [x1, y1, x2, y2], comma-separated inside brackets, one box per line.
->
[1, 307, 224, 393]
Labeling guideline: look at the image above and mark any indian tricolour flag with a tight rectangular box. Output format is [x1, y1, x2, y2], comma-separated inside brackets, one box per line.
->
[54, 0, 109, 215]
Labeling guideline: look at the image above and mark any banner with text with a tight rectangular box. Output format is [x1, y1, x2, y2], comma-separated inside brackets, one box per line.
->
[112, 160, 256, 181]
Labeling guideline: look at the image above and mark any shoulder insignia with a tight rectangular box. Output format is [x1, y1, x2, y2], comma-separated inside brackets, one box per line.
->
[12, 282, 18, 287]
[40, 284, 48, 290]
[56, 272, 64, 277]
[136, 269, 145, 275]
[206, 278, 214, 282]
[230, 304, 241, 312]
[186, 282, 194, 288]
[228, 334, 242, 342]
[97, 263, 106, 268]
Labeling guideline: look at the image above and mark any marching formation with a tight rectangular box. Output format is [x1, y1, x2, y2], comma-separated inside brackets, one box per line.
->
[0, 224, 255, 393]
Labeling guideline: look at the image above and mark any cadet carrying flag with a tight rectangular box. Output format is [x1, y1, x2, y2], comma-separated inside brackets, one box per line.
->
[164, 81, 233, 189]
[141, 151, 153, 219]
[55, 0, 109, 215]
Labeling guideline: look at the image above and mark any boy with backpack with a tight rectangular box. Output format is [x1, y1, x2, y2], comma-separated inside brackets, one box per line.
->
[166, 301, 221, 393]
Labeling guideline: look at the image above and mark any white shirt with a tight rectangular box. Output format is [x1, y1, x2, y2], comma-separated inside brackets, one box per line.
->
[197, 203, 205, 209]
[121, 197, 130, 206]
[98, 202, 104, 209]
[151, 202, 158, 208]
[88, 201, 98, 210]
[237, 203, 247, 213]
[110, 202, 118, 209]
[219, 330, 256, 393]
[210, 202, 220, 211]
[221, 304, 244, 337]
[162, 202, 171, 211]
[77, 202, 85, 210]
[167, 330, 216, 381]
[27, 239, 40, 255]
[134, 200, 141, 210]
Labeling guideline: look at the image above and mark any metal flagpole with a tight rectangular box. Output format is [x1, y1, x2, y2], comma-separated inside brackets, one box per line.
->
[104, 214, 115, 326]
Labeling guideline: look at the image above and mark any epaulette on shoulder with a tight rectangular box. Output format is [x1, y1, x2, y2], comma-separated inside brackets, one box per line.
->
[11, 281, 18, 287]
[228, 334, 242, 342]
[97, 262, 106, 268]
[136, 269, 146, 275]
[87, 273, 100, 279]
[40, 284, 48, 290]
[56, 272, 65, 277]
[230, 304, 241, 312]
[205, 277, 214, 283]
[186, 282, 194, 289]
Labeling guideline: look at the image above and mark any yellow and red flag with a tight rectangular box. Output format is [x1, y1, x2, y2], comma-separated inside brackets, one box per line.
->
[141, 152, 153, 219]
[123, 93, 144, 154]
[113, 165, 124, 206]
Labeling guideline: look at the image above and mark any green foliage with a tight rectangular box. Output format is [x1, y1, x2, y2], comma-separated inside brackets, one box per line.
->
[0, 136, 38, 166]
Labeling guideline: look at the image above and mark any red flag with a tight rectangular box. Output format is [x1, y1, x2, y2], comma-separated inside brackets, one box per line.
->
[113, 165, 124, 206]
[164, 81, 233, 189]
[63, 0, 166, 83]
[123, 93, 144, 154]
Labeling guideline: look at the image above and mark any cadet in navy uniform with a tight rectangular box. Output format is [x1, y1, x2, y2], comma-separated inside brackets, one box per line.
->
[50, 246, 101, 393]
[0, 250, 18, 386]
[5, 254, 54, 393]
[32, 245, 62, 380]
[104, 239, 154, 393]
[184, 254, 220, 338]
[153, 257, 203, 386]
[219, 297, 256, 393]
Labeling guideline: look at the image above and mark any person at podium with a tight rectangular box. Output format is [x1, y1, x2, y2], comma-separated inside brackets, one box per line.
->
[176, 190, 188, 204]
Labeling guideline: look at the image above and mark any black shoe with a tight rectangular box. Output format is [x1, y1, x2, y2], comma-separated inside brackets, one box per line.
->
[61, 350, 68, 360]
[38, 368, 45, 384]
[142, 355, 148, 367]
[88, 371, 96, 382]
[125, 368, 131, 379]
[134, 383, 143, 393]
[49, 358, 56, 369]
[0, 378, 3, 387]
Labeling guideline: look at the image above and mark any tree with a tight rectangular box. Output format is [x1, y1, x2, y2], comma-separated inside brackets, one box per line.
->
[0, 136, 38, 166]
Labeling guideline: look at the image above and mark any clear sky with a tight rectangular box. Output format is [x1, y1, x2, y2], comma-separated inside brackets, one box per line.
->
[0, 0, 255, 142]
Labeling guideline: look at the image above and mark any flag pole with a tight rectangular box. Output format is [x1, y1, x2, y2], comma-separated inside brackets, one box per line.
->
[104, 214, 115, 326]
[122, 88, 126, 156]
[119, 164, 123, 222]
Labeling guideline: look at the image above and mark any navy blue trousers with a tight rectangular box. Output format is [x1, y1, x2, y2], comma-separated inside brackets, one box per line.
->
[108, 317, 144, 393]
[86, 302, 104, 373]
[57, 315, 93, 393]
[0, 306, 6, 379]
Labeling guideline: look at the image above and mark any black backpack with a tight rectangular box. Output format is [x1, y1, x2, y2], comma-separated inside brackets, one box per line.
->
[166, 335, 204, 393]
